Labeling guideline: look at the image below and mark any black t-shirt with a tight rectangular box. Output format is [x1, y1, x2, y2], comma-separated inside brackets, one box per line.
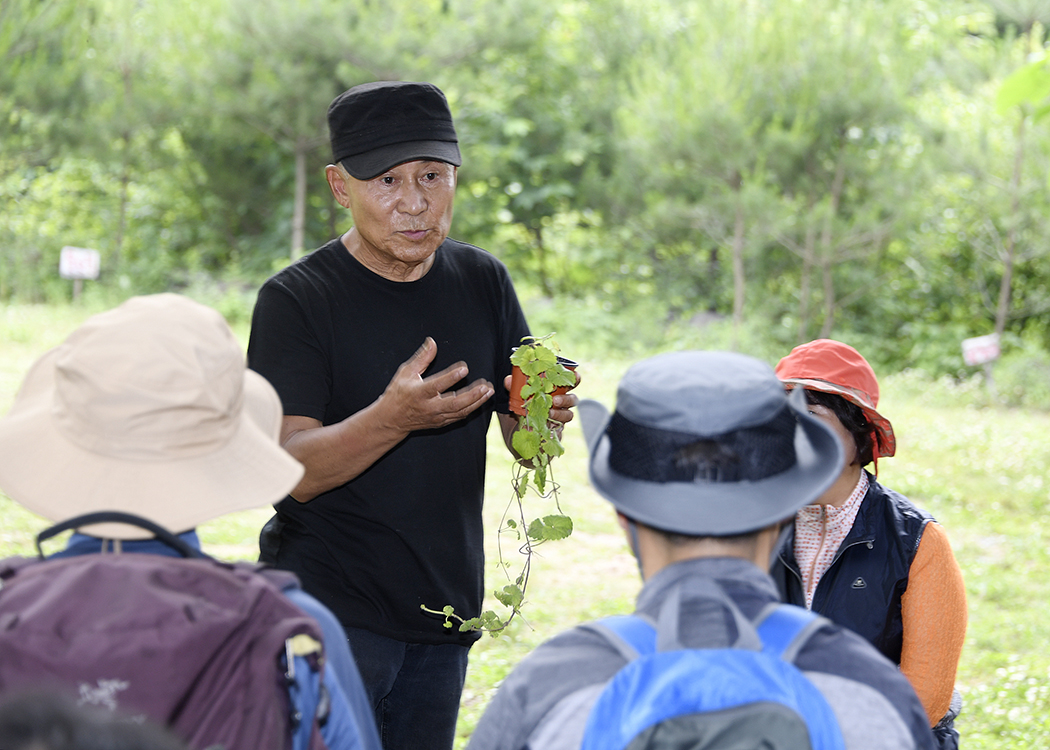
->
[247, 237, 530, 644]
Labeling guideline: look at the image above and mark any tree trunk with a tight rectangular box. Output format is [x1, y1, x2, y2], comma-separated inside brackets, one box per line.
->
[797, 206, 817, 342]
[115, 63, 134, 275]
[707, 245, 720, 312]
[731, 199, 746, 347]
[532, 225, 553, 297]
[818, 144, 847, 339]
[291, 143, 307, 261]
[115, 145, 130, 275]
[996, 114, 1025, 338]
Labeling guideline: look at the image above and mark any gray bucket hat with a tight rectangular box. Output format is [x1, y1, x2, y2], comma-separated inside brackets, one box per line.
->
[579, 351, 843, 536]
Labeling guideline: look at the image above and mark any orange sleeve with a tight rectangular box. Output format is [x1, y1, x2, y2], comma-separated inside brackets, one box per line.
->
[899, 521, 968, 726]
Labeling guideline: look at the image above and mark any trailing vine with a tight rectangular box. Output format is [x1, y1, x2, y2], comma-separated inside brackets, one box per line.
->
[421, 333, 577, 635]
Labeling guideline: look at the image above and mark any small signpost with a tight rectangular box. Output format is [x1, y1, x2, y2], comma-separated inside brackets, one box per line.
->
[962, 332, 1001, 397]
[59, 246, 101, 301]
[962, 333, 1001, 367]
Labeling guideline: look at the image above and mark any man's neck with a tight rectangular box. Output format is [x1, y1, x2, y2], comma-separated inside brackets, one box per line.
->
[340, 228, 436, 282]
[637, 526, 777, 580]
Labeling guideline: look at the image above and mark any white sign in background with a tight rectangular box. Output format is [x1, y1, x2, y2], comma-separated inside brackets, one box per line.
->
[962, 332, 1001, 366]
[59, 246, 101, 280]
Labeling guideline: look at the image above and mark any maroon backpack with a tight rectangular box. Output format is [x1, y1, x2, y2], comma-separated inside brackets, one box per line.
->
[0, 512, 329, 750]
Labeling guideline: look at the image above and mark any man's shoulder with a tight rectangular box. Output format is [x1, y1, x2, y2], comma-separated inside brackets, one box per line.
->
[262, 239, 348, 291]
[439, 237, 511, 274]
[465, 623, 626, 750]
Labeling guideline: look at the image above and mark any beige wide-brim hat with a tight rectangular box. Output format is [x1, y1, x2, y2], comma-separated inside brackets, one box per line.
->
[0, 294, 303, 540]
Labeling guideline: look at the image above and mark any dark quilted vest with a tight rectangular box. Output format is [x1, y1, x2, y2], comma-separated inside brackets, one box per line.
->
[770, 476, 932, 665]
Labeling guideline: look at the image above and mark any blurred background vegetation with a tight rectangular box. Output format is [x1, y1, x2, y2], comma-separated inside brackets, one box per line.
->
[6, 0, 1050, 395]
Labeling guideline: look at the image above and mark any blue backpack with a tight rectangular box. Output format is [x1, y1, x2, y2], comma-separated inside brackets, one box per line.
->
[569, 584, 847, 750]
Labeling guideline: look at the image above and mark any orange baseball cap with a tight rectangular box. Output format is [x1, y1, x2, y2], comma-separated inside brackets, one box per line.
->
[774, 339, 896, 460]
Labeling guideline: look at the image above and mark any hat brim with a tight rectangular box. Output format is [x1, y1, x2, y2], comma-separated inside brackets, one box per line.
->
[0, 350, 304, 540]
[578, 393, 844, 536]
[341, 139, 462, 180]
[780, 377, 896, 458]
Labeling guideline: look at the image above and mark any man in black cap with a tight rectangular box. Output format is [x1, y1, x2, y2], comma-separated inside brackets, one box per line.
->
[466, 351, 936, 750]
[247, 81, 578, 750]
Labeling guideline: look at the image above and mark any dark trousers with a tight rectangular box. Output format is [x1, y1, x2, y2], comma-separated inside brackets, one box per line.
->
[343, 625, 470, 750]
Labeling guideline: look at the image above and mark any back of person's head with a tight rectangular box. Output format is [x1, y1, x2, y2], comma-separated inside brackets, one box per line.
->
[0, 293, 303, 539]
[579, 351, 844, 546]
[0, 691, 188, 750]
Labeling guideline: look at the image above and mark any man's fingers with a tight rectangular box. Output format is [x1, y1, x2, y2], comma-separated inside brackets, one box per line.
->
[403, 337, 438, 376]
[441, 378, 494, 406]
[423, 359, 473, 393]
[549, 392, 579, 424]
[425, 379, 491, 423]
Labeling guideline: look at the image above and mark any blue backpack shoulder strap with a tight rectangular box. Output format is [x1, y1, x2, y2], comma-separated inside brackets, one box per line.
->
[754, 603, 830, 663]
[585, 615, 657, 660]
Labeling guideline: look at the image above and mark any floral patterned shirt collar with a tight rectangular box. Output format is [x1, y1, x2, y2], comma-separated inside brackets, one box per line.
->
[794, 470, 869, 609]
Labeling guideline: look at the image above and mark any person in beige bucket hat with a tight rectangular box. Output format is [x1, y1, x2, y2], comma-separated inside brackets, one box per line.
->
[0, 293, 382, 750]
[0, 293, 303, 539]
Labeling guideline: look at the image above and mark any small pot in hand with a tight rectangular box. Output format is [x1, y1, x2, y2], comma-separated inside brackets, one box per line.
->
[508, 355, 578, 417]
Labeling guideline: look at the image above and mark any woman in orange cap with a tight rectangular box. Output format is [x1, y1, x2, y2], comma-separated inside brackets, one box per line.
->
[769, 339, 967, 750]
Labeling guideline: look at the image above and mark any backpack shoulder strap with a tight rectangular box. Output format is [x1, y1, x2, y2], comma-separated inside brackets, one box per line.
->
[582, 614, 658, 661]
[582, 579, 769, 661]
[754, 603, 832, 663]
[35, 512, 205, 559]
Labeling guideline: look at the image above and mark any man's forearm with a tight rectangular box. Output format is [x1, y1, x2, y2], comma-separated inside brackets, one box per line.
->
[282, 403, 408, 502]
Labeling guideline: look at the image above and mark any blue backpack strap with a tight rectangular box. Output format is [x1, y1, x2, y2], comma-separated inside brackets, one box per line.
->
[580, 601, 847, 750]
[754, 603, 830, 663]
[582, 614, 657, 661]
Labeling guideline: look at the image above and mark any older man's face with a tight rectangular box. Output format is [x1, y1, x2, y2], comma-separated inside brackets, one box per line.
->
[337, 160, 457, 281]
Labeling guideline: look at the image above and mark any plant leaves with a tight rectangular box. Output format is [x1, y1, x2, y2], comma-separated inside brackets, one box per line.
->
[512, 428, 541, 460]
[526, 392, 553, 420]
[543, 435, 565, 458]
[494, 584, 524, 608]
[997, 56, 1050, 115]
[521, 380, 544, 399]
[533, 462, 547, 494]
[527, 514, 573, 541]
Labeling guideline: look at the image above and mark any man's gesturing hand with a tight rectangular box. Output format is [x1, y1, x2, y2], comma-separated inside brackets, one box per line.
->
[382, 337, 494, 431]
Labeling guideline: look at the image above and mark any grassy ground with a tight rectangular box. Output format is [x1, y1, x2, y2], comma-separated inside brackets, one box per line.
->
[1, 302, 1047, 747]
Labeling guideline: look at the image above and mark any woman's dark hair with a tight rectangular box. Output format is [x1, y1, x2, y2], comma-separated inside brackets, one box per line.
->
[804, 389, 876, 467]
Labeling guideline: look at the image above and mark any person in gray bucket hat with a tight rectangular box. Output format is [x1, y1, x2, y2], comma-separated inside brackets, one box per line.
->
[466, 350, 936, 750]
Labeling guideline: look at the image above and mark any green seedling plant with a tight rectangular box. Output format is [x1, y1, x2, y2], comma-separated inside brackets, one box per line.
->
[422, 333, 576, 635]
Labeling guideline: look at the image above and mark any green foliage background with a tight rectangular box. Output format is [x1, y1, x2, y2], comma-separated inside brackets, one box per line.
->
[6, 0, 1050, 381]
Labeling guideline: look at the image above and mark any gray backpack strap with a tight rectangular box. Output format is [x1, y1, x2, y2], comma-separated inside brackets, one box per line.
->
[583, 580, 766, 657]
[655, 579, 763, 652]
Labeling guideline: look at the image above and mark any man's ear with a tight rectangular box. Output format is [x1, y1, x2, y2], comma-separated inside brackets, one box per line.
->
[325, 164, 351, 208]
